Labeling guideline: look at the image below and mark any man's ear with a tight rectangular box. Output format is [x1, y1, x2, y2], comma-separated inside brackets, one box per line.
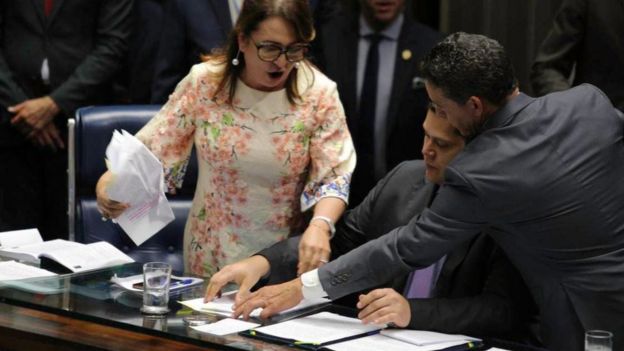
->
[467, 96, 483, 118]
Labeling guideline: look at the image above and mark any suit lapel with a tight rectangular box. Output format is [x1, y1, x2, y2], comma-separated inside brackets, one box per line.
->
[30, 0, 46, 27]
[432, 239, 472, 295]
[385, 16, 416, 143]
[337, 16, 360, 128]
[38, 0, 64, 28]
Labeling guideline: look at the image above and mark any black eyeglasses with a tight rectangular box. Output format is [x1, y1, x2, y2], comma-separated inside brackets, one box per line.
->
[252, 40, 310, 63]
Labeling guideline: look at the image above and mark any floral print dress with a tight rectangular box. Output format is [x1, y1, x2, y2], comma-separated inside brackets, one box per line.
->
[136, 61, 356, 277]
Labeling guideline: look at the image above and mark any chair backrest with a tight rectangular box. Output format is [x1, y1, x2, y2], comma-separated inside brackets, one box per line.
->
[68, 105, 197, 273]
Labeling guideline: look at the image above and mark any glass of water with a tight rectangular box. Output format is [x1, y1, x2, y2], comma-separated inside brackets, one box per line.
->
[585, 330, 613, 351]
[140, 262, 172, 314]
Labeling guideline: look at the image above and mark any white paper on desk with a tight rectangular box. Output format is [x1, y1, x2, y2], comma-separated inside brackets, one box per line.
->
[254, 311, 383, 345]
[105, 130, 174, 246]
[0, 260, 56, 281]
[0, 228, 43, 249]
[380, 329, 480, 346]
[191, 318, 260, 336]
[328, 334, 467, 351]
[179, 290, 330, 318]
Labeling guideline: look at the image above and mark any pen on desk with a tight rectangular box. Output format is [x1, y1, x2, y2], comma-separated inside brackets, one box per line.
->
[170, 279, 194, 288]
[437, 341, 484, 351]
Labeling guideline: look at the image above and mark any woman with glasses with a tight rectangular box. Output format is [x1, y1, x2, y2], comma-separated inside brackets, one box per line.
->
[96, 0, 355, 278]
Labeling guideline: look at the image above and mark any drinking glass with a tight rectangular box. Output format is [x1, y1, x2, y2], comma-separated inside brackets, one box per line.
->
[140, 262, 172, 314]
[585, 330, 613, 351]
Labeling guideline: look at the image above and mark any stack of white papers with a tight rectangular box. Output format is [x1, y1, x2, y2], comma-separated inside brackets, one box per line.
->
[327, 329, 481, 351]
[105, 130, 174, 245]
[254, 312, 383, 344]
[191, 318, 260, 336]
[0, 228, 43, 249]
[179, 290, 330, 318]
[0, 260, 56, 281]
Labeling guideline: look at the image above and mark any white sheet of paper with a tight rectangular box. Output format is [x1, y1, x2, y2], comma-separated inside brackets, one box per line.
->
[254, 312, 382, 345]
[380, 329, 480, 346]
[0, 228, 43, 249]
[191, 318, 260, 336]
[179, 290, 330, 318]
[328, 334, 467, 351]
[0, 260, 56, 281]
[105, 130, 174, 245]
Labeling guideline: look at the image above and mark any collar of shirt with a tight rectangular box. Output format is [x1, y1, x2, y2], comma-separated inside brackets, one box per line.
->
[359, 12, 404, 41]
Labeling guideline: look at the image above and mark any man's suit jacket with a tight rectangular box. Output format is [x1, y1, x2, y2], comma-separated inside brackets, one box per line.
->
[530, 0, 624, 111]
[259, 161, 533, 339]
[314, 10, 440, 205]
[317, 85, 624, 350]
[0, 0, 132, 145]
[150, 0, 231, 104]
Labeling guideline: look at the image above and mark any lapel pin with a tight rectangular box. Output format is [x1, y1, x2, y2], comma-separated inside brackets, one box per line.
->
[402, 49, 412, 61]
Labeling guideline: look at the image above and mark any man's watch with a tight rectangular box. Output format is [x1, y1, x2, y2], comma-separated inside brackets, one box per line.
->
[310, 215, 336, 239]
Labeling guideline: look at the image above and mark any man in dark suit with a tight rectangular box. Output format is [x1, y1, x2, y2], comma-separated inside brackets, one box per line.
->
[205, 108, 536, 341]
[150, 0, 232, 104]
[314, 0, 440, 206]
[530, 0, 624, 112]
[0, 0, 132, 239]
[229, 33, 624, 351]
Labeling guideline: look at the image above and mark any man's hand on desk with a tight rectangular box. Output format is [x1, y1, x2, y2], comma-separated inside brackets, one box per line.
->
[232, 278, 303, 320]
[204, 255, 270, 305]
[357, 288, 411, 327]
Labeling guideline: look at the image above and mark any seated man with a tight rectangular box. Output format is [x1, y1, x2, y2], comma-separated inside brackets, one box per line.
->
[205, 107, 536, 341]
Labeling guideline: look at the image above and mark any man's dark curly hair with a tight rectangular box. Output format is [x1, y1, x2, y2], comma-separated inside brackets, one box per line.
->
[420, 32, 517, 105]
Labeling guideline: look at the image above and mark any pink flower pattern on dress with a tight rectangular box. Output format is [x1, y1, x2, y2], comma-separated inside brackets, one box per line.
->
[136, 62, 355, 278]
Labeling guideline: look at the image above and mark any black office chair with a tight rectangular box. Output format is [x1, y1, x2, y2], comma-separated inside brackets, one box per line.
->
[68, 105, 197, 273]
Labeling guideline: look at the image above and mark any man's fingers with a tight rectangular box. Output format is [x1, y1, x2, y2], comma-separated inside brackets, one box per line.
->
[357, 289, 387, 309]
[259, 294, 298, 319]
[204, 282, 223, 303]
[8, 102, 24, 113]
[48, 125, 65, 149]
[234, 282, 253, 306]
[358, 294, 390, 320]
[361, 307, 395, 325]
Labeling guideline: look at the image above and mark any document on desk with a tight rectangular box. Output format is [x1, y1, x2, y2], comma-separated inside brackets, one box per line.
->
[192, 318, 260, 336]
[328, 334, 469, 351]
[252, 311, 383, 345]
[179, 290, 330, 318]
[0, 260, 56, 281]
[380, 329, 480, 346]
[0, 228, 43, 249]
[105, 130, 174, 246]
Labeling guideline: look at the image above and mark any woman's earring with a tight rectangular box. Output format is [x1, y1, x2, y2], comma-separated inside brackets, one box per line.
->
[294, 62, 301, 69]
[232, 50, 241, 66]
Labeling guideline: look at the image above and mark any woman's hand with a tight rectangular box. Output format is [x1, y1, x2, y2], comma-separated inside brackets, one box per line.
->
[357, 288, 411, 327]
[95, 171, 129, 219]
[204, 255, 271, 305]
[297, 223, 331, 275]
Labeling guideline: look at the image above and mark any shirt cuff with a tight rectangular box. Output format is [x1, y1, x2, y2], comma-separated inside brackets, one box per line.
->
[301, 269, 329, 299]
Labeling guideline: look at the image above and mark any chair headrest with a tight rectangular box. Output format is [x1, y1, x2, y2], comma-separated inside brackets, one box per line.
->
[74, 105, 197, 196]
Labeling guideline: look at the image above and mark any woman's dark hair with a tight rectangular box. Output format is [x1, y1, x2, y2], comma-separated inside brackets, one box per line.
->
[420, 32, 518, 105]
[210, 0, 315, 105]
